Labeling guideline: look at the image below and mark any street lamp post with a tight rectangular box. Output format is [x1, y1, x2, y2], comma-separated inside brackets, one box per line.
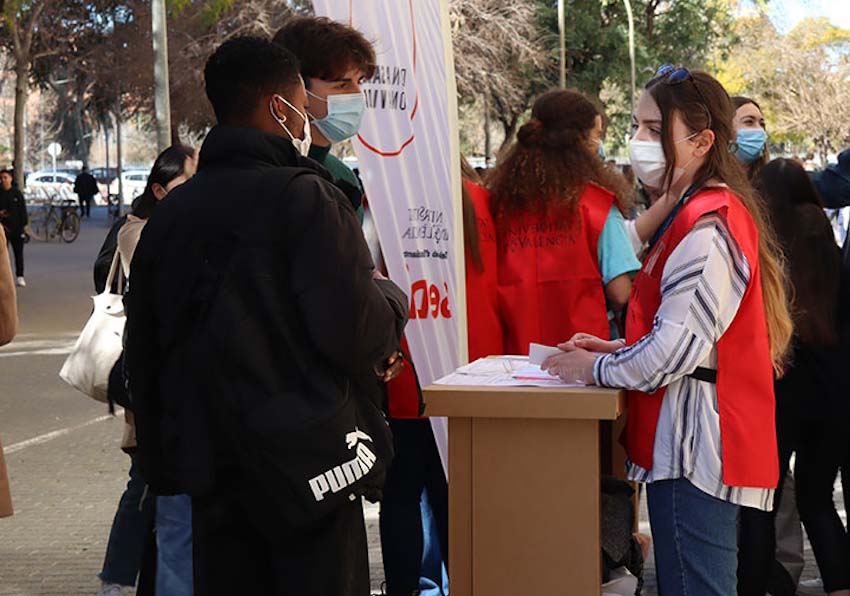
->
[623, 0, 636, 118]
[115, 95, 124, 218]
[558, 0, 566, 88]
[152, 0, 172, 152]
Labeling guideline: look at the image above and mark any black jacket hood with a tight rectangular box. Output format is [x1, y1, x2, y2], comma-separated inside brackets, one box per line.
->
[199, 125, 304, 171]
[198, 125, 361, 210]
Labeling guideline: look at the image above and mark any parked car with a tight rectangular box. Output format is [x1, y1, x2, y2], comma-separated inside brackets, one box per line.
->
[108, 169, 149, 204]
[91, 167, 118, 186]
[24, 171, 76, 202]
[89, 167, 119, 204]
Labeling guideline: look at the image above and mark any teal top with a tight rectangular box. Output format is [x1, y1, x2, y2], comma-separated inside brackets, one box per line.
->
[598, 205, 641, 284]
[308, 144, 362, 191]
[308, 144, 363, 221]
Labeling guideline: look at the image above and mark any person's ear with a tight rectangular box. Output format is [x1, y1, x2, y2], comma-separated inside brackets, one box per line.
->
[152, 183, 168, 200]
[270, 94, 287, 123]
[694, 129, 716, 157]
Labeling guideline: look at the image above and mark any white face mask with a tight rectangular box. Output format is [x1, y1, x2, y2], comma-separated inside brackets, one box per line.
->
[270, 95, 312, 157]
[628, 132, 699, 191]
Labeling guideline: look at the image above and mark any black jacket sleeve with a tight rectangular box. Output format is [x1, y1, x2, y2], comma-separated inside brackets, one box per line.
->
[15, 191, 26, 228]
[810, 169, 850, 209]
[285, 175, 408, 377]
[93, 216, 127, 293]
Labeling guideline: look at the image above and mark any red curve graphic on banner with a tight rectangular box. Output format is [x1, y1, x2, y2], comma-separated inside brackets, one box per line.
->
[348, 0, 419, 157]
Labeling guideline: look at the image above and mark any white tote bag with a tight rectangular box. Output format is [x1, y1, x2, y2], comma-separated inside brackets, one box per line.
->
[59, 250, 125, 402]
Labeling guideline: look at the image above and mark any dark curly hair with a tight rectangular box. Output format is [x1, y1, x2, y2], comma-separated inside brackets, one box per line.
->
[488, 89, 632, 227]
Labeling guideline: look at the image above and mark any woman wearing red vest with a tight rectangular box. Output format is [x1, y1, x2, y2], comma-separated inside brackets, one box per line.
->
[488, 89, 640, 353]
[543, 67, 793, 596]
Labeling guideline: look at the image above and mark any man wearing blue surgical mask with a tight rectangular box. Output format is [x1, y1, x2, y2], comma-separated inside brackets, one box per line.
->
[274, 17, 372, 217]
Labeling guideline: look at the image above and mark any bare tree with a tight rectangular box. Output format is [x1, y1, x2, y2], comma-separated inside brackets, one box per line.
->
[768, 52, 850, 165]
[449, 0, 550, 153]
[2, 0, 56, 187]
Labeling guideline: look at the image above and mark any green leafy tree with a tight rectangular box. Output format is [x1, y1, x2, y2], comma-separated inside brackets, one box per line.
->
[460, 0, 738, 156]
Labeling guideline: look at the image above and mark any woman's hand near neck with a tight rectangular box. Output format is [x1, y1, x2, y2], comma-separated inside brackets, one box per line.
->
[670, 172, 725, 201]
[669, 173, 695, 202]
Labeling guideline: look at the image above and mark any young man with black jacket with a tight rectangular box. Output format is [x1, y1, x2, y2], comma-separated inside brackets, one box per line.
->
[125, 37, 407, 595]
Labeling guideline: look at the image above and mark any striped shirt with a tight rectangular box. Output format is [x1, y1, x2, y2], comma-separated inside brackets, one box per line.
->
[594, 212, 774, 511]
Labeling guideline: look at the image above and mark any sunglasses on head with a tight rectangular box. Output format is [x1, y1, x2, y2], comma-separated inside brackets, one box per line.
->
[653, 64, 712, 127]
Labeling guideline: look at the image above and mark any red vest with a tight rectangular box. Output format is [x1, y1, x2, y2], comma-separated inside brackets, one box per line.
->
[624, 187, 778, 488]
[498, 183, 613, 355]
[386, 181, 505, 419]
[465, 181, 504, 361]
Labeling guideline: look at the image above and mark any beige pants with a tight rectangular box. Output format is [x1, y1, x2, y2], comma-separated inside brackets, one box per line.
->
[0, 436, 12, 518]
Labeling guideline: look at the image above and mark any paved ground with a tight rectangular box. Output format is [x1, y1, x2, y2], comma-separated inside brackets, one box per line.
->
[0, 206, 842, 595]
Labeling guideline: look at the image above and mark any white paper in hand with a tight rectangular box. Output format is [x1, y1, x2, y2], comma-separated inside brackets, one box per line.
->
[528, 343, 563, 366]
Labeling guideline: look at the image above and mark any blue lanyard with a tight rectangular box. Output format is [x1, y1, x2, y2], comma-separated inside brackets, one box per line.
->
[648, 184, 699, 251]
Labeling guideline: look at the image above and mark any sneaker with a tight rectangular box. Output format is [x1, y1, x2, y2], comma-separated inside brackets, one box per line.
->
[797, 577, 825, 595]
[95, 583, 125, 596]
[15, 277, 25, 287]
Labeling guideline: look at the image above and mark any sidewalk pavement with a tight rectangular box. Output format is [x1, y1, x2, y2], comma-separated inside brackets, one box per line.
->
[0, 406, 839, 596]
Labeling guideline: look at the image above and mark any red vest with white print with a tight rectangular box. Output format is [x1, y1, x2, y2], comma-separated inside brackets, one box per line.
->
[498, 183, 614, 355]
[624, 187, 778, 488]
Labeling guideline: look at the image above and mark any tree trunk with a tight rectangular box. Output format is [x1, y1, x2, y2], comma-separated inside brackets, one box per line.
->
[103, 114, 110, 175]
[115, 102, 124, 218]
[170, 124, 181, 147]
[73, 87, 89, 165]
[13, 62, 29, 190]
[483, 94, 491, 165]
[497, 113, 520, 155]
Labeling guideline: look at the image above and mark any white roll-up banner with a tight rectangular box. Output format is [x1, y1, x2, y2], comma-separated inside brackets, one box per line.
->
[311, 0, 465, 473]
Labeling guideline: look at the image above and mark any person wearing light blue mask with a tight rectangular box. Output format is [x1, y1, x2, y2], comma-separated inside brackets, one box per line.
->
[273, 18, 375, 221]
[307, 89, 366, 144]
[732, 96, 770, 180]
[275, 19, 454, 596]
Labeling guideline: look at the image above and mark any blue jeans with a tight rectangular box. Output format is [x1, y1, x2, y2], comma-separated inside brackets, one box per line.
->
[419, 489, 449, 596]
[156, 494, 193, 596]
[99, 455, 155, 587]
[647, 478, 739, 596]
[380, 418, 449, 596]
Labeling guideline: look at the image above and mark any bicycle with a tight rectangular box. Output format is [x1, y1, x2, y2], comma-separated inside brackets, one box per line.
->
[28, 196, 81, 243]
